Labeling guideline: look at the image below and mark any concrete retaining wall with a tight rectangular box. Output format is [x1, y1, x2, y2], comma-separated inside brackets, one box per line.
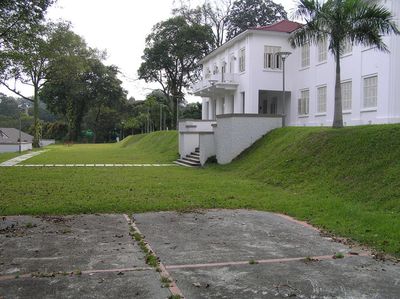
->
[178, 120, 216, 158]
[179, 133, 199, 158]
[215, 114, 282, 164]
[199, 133, 216, 165]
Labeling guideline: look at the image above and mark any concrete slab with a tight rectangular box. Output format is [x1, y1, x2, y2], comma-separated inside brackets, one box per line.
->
[0, 214, 146, 275]
[169, 257, 400, 299]
[0, 270, 170, 299]
[133, 209, 400, 298]
[133, 210, 349, 265]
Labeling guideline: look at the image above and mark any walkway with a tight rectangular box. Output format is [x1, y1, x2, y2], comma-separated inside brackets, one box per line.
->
[0, 210, 399, 298]
[0, 151, 47, 167]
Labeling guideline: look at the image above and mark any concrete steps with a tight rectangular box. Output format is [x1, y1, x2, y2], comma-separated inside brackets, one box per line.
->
[175, 148, 201, 167]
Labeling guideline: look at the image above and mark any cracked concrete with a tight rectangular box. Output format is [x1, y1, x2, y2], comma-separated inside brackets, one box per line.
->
[134, 210, 400, 299]
[1, 210, 399, 298]
[0, 214, 170, 299]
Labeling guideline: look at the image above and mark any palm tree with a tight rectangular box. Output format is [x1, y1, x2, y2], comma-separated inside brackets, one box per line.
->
[289, 0, 399, 128]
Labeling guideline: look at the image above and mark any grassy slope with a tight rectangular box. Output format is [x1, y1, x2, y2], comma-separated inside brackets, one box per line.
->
[218, 125, 400, 255]
[22, 131, 179, 164]
[1, 125, 399, 255]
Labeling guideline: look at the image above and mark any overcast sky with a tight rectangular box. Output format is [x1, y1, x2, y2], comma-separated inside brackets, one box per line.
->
[1, 0, 297, 102]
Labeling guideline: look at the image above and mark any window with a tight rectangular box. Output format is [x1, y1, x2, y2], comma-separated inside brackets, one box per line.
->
[213, 64, 219, 74]
[204, 67, 211, 79]
[229, 54, 235, 73]
[341, 81, 352, 111]
[317, 86, 327, 113]
[239, 48, 246, 72]
[298, 89, 310, 115]
[363, 76, 378, 108]
[317, 39, 327, 62]
[264, 46, 281, 69]
[301, 43, 310, 67]
[342, 39, 352, 55]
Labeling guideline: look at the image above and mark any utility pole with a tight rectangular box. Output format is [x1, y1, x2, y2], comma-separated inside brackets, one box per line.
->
[160, 104, 162, 131]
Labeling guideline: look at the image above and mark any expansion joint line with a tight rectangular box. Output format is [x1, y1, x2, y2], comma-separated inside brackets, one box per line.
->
[123, 214, 184, 299]
[0, 267, 153, 282]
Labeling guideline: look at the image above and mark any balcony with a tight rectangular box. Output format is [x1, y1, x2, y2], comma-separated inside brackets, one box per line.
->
[192, 73, 239, 97]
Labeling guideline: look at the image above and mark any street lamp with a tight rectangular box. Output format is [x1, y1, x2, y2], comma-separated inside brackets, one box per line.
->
[277, 51, 292, 127]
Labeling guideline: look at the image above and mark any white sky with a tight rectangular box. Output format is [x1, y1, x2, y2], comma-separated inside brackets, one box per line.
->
[1, 0, 297, 102]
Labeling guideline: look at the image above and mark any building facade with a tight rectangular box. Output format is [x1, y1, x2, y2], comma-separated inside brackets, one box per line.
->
[177, 0, 400, 166]
[197, 0, 400, 126]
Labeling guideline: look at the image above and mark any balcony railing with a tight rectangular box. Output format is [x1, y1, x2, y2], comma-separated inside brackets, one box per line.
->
[192, 73, 239, 94]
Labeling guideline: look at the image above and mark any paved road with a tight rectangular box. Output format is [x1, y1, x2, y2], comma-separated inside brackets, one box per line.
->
[1, 210, 399, 298]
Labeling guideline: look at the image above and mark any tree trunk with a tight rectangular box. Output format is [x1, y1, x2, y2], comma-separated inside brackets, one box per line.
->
[32, 86, 40, 148]
[333, 51, 343, 128]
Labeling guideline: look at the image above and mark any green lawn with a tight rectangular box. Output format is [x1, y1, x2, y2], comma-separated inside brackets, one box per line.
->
[21, 131, 178, 164]
[1, 126, 400, 256]
[0, 151, 30, 163]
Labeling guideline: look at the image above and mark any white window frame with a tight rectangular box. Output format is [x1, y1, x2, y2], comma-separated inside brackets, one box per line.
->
[317, 85, 327, 114]
[264, 46, 282, 70]
[317, 39, 327, 63]
[363, 75, 378, 109]
[342, 39, 352, 56]
[301, 43, 310, 68]
[341, 80, 352, 111]
[298, 89, 310, 116]
[239, 48, 246, 73]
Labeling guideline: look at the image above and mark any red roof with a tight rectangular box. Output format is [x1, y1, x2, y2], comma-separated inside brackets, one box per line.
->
[250, 20, 303, 33]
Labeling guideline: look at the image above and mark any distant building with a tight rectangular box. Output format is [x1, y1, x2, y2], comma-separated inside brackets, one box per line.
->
[177, 0, 400, 166]
[0, 128, 33, 153]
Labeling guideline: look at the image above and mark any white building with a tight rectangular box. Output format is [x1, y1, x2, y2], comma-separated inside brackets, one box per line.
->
[177, 0, 400, 166]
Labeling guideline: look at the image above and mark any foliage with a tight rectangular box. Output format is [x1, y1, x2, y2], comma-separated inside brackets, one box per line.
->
[138, 16, 214, 129]
[289, 0, 400, 128]
[40, 26, 126, 142]
[41, 121, 68, 140]
[0, 0, 54, 48]
[0, 22, 56, 146]
[173, 0, 233, 47]
[181, 102, 202, 119]
[226, 0, 287, 40]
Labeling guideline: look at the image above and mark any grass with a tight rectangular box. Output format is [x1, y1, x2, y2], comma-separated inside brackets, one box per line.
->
[1, 126, 400, 256]
[0, 152, 24, 163]
[21, 131, 178, 164]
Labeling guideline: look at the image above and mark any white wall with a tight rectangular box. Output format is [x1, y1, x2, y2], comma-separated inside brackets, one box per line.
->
[40, 139, 55, 147]
[179, 133, 199, 158]
[178, 120, 215, 158]
[214, 115, 282, 164]
[199, 133, 216, 165]
[0, 143, 32, 153]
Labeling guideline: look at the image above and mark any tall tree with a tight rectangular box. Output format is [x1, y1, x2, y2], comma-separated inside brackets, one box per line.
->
[173, 0, 233, 47]
[0, 23, 55, 146]
[226, 0, 287, 40]
[39, 27, 95, 141]
[289, 0, 400, 128]
[138, 16, 214, 129]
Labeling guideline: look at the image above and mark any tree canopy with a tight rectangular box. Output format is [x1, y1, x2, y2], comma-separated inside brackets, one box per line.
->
[40, 28, 127, 141]
[173, 0, 233, 48]
[289, 0, 400, 128]
[0, 0, 54, 47]
[226, 0, 287, 40]
[138, 16, 214, 129]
